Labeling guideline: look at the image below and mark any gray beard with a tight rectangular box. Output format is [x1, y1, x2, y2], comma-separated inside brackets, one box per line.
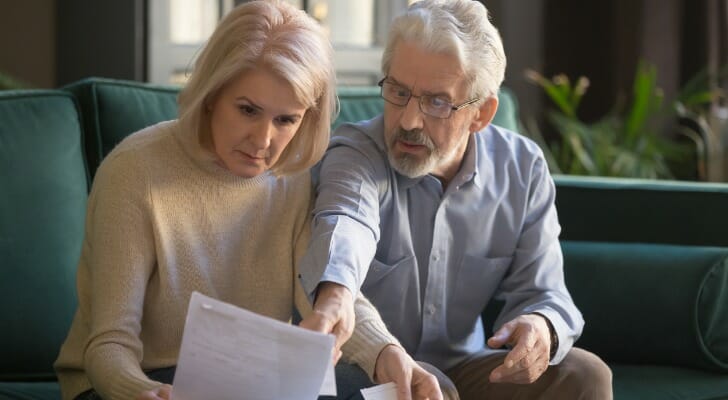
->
[387, 128, 440, 178]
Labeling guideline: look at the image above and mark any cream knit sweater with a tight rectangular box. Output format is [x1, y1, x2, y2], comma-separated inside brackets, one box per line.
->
[54, 120, 397, 400]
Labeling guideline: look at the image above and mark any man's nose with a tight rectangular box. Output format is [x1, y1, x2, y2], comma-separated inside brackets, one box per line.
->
[399, 96, 425, 131]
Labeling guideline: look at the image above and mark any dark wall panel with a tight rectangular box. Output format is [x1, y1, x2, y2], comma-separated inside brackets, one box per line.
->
[56, 0, 146, 85]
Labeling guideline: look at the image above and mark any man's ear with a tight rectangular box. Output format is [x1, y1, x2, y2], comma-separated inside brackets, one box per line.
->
[469, 96, 499, 133]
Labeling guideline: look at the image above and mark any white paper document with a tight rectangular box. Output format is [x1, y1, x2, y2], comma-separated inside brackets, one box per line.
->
[172, 291, 336, 400]
[319, 358, 337, 396]
[361, 382, 398, 400]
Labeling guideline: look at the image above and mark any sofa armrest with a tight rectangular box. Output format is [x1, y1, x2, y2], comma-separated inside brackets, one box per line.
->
[564, 241, 728, 373]
[0, 90, 86, 380]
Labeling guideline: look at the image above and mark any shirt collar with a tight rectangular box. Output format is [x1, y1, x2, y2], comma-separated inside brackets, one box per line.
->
[397, 173, 422, 189]
[454, 133, 483, 189]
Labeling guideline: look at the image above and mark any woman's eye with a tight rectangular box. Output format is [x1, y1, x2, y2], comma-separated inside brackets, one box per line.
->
[239, 105, 258, 116]
[276, 116, 298, 126]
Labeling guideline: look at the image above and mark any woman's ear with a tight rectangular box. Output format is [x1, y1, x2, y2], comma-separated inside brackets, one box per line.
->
[469, 96, 499, 133]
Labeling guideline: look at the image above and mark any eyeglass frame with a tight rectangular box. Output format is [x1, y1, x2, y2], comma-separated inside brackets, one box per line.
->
[377, 77, 481, 119]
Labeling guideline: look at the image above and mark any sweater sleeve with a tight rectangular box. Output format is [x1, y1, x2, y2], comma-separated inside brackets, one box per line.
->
[293, 172, 315, 318]
[341, 293, 401, 381]
[81, 149, 164, 399]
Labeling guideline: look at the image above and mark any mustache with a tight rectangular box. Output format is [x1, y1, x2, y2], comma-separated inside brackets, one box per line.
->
[393, 128, 435, 150]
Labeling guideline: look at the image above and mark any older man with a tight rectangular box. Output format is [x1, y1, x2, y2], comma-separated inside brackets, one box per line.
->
[302, 0, 613, 399]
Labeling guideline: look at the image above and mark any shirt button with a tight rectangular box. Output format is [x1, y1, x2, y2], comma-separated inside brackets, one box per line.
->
[432, 253, 440, 261]
[427, 304, 436, 315]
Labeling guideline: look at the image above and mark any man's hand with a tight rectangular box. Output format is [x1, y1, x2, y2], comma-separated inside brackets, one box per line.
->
[298, 282, 354, 363]
[487, 314, 552, 384]
[137, 384, 172, 400]
[374, 345, 443, 400]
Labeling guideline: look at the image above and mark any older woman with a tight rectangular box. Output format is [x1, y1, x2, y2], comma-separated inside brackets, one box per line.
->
[53, 2, 441, 400]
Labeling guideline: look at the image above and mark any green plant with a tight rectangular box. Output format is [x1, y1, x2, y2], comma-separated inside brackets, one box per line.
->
[0, 70, 29, 90]
[672, 64, 728, 180]
[523, 61, 708, 179]
[674, 64, 727, 112]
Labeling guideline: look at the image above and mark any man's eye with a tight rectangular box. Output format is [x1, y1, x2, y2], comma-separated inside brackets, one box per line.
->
[427, 96, 450, 109]
[386, 84, 409, 98]
[394, 88, 409, 98]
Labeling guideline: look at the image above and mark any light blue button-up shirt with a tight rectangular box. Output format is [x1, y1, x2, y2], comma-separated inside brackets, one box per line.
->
[299, 115, 584, 370]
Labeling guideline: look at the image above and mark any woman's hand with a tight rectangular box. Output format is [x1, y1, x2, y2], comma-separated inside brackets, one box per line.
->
[137, 384, 172, 400]
[374, 345, 443, 400]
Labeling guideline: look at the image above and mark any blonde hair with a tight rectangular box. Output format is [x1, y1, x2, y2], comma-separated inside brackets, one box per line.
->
[381, 0, 506, 99]
[178, 0, 336, 176]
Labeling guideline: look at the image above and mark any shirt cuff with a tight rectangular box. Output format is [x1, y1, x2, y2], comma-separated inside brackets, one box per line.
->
[530, 308, 574, 365]
[319, 269, 359, 299]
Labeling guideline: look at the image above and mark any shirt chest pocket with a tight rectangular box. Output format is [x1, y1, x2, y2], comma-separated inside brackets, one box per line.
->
[362, 256, 415, 292]
[449, 254, 512, 328]
[361, 256, 417, 324]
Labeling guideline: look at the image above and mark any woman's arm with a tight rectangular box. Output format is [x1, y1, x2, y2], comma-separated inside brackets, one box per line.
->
[81, 150, 164, 399]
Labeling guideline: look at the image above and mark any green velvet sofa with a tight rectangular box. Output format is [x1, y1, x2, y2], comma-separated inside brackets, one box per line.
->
[1, 77, 727, 400]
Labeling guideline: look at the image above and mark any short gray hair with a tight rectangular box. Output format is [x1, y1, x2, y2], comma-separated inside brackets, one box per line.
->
[381, 0, 506, 99]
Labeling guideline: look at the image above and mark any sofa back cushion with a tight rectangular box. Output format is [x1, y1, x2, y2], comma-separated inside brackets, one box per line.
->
[564, 241, 728, 373]
[554, 175, 728, 247]
[63, 78, 180, 178]
[67, 79, 522, 181]
[0, 90, 87, 380]
[335, 86, 386, 130]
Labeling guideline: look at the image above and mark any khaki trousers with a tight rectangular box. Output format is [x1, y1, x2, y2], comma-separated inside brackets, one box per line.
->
[420, 347, 613, 400]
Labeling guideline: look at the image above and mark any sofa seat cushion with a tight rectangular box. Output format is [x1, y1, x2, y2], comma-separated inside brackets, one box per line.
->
[0, 90, 87, 380]
[0, 381, 61, 400]
[611, 363, 728, 400]
[564, 241, 728, 372]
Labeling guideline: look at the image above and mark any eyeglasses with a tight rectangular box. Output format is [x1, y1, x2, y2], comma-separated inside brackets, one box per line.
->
[378, 78, 480, 119]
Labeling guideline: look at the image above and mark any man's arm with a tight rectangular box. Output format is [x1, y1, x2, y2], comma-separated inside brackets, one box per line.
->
[296, 124, 388, 360]
[487, 155, 584, 382]
[298, 281, 355, 363]
[296, 122, 442, 399]
[297, 126, 388, 299]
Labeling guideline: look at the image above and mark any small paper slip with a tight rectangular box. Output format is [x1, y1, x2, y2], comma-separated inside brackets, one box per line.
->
[361, 382, 398, 400]
[172, 292, 336, 400]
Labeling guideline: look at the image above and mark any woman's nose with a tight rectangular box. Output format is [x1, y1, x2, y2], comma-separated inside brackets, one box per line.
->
[249, 121, 273, 150]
